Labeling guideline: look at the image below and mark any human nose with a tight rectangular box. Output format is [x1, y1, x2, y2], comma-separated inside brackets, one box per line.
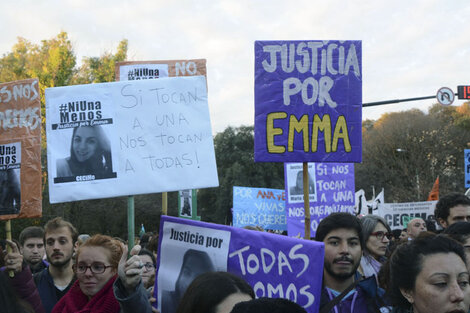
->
[382, 235, 389, 243]
[338, 242, 350, 254]
[83, 267, 94, 276]
[449, 281, 465, 303]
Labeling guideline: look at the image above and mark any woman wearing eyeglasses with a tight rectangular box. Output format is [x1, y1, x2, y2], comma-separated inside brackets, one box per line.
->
[138, 249, 156, 290]
[52, 234, 152, 313]
[358, 215, 392, 282]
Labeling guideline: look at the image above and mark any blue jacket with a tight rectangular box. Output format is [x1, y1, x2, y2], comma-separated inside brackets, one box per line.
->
[33, 268, 75, 313]
[319, 275, 389, 313]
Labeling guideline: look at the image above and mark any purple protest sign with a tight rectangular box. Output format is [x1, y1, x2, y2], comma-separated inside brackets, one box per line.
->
[285, 163, 355, 237]
[155, 215, 324, 313]
[254, 40, 362, 163]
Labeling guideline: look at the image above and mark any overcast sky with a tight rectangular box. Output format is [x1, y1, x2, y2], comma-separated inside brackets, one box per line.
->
[2, 0, 469, 133]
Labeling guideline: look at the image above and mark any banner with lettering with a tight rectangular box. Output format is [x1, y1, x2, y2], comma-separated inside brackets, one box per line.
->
[375, 201, 437, 230]
[285, 162, 355, 237]
[156, 216, 324, 313]
[465, 149, 470, 188]
[232, 186, 286, 231]
[115, 59, 207, 81]
[254, 40, 362, 163]
[0, 79, 42, 220]
[45, 76, 218, 203]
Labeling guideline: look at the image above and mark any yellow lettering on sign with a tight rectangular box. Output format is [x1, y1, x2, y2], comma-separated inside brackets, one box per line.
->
[311, 114, 331, 152]
[266, 112, 287, 153]
[332, 115, 351, 152]
[288, 114, 309, 152]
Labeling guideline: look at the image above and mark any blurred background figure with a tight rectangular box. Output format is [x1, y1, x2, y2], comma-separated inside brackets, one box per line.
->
[175, 271, 254, 313]
[138, 249, 156, 291]
[406, 218, 427, 240]
[230, 297, 307, 313]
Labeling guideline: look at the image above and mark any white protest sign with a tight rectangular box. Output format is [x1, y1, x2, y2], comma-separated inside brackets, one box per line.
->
[46, 76, 218, 203]
[119, 64, 169, 81]
[376, 201, 437, 230]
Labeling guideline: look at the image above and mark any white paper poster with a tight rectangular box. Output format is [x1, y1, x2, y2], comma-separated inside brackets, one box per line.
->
[46, 76, 218, 203]
[376, 201, 437, 230]
[157, 221, 231, 313]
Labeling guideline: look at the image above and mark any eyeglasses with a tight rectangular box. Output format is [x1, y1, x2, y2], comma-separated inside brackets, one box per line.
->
[74, 262, 113, 274]
[370, 231, 392, 240]
[143, 262, 155, 271]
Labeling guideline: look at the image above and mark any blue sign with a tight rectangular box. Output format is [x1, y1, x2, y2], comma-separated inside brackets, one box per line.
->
[233, 186, 287, 231]
[285, 162, 355, 237]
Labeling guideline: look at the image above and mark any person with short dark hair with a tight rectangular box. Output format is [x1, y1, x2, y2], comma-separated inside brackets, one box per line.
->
[388, 234, 470, 313]
[138, 248, 156, 290]
[18, 226, 48, 274]
[443, 221, 470, 267]
[435, 193, 470, 228]
[34, 217, 78, 313]
[175, 271, 254, 313]
[315, 212, 387, 312]
[230, 297, 307, 313]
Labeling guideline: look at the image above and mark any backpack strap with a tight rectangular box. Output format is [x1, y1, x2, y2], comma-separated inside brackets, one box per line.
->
[319, 280, 361, 313]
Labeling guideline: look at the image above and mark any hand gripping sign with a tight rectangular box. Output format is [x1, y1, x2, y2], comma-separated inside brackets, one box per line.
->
[155, 216, 324, 313]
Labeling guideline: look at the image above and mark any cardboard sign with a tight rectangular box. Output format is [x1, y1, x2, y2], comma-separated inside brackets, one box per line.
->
[285, 163, 355, 237]
[116, 59, 207, 81]
[45, 76, 218, 203]
[232, 186, 287, 231]
[0, 79, 42, 220]
[254, 40, 362, 163]
[155, 216, 324, 313]
[375, 201, 437, 230]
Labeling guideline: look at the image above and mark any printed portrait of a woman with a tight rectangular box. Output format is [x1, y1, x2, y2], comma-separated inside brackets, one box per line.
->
[55, 125, 114, 180]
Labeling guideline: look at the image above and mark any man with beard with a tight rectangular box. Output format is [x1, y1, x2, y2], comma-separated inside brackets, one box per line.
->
[19, 226, 48, 274]
[315, 213, 387, 312]
[34, 217, 78, 313]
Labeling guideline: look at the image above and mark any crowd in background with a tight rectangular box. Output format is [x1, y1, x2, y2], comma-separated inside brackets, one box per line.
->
[1, 192, 470, 313]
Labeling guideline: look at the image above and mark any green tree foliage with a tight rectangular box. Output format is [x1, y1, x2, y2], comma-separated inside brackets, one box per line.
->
[72, 39, 128, 84]
[0, 32, 137, 239]
[356, 103, 470, 202]
[198, 126, 284, 224]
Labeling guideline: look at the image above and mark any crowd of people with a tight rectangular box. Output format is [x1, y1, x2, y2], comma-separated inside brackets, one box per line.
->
[1, 192, 470, 313]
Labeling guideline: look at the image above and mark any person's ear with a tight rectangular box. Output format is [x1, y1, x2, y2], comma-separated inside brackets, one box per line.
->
[399, 288, 414, 304]
[438, 217, 448, 228]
